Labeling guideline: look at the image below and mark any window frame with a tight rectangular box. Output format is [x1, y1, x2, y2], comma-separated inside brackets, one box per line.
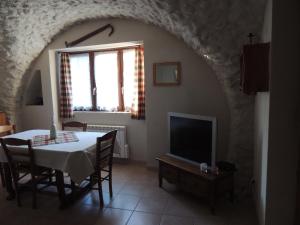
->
[68, 46, 137, 112]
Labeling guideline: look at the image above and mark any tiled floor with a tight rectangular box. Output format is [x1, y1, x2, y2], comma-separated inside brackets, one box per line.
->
[0, 163, 258, 225]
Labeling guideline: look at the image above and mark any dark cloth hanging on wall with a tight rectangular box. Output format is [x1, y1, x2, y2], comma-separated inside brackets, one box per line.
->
[240, 43, 270, 95]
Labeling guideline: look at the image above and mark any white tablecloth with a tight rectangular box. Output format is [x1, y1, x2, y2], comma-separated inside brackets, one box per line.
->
[0, 129, 105, 183]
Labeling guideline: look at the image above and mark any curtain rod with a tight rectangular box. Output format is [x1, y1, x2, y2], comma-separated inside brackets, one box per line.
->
[56, 42, 143, 54]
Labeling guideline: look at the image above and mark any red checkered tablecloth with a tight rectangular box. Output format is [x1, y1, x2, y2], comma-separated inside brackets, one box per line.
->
[32, 132, 79, 147]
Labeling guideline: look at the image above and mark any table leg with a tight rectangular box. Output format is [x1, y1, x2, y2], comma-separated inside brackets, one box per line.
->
[3, 163, 15, 200]
[158, 163, 162, 188]
[209, 182, 216, 215]
[55, 170, 67, 208]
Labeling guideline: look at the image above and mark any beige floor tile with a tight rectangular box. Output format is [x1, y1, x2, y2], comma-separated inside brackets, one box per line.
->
[159, 180, 179, 193]
[220, 200, 259, 225]
[193, 214, 227, 225]
[129, 177, 157, 187]
[0, 205, 51, 225]
[54, 204, 104, 225]
[160, 215, 194, 225]
[111, 171, 129, 183]
[100, 180, 126, 194]
[80, 190, 113, 207]
[135, 196, 168, 214]
[119, 183, 147, 196]
[122, 170, 156, 182]
[108, 193, 140, 210]
[143, 186, 173, 199]
[227, 216, 258, 225]
[164, 196, 209, 218]
[127, 211, 162, 225]
[97, 208, 133, 225]
[0, 162, 258, 225]
[6, 190, 60, 210]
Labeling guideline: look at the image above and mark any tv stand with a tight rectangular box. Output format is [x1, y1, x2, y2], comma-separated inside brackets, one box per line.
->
[156, 154, 234, 214]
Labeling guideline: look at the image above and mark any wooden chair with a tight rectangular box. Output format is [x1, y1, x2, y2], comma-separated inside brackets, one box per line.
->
[62, 121, 87, 131]
[0, 124, 16, 187]
[91, 130, 117, 208]
[0, 138, 54, 209]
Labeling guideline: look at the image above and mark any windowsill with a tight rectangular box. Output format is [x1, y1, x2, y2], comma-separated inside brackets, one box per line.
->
[74, 111, 130, 114]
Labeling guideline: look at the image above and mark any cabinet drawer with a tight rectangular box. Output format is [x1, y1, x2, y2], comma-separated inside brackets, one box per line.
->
[161, 164, 179, 184]
[180, 172, 210, 195]
[216, 176, 234, 194]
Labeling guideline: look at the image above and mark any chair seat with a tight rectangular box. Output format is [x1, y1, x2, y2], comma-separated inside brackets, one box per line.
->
[17, 164, 51, 173]
[16, 163, 53, 181]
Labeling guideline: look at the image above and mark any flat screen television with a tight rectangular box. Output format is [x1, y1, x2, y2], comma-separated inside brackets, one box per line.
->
[168, 112, 217, 167]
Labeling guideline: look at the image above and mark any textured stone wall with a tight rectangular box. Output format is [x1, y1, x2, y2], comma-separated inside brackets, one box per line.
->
[0, 0, 266, 186]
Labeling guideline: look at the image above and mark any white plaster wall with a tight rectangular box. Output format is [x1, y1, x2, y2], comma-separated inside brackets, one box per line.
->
[265, 0, 300, 224]
[145, 37, 230, 165]
[253, 1, 272, 224]
[0, 0, 267, 187]
[72, 112, 146, 161]
[254, 92, 270, 225]
[20, 19, 230, 163]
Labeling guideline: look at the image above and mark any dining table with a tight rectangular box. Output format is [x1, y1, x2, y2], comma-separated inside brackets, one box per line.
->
[0, 129, 106, 208]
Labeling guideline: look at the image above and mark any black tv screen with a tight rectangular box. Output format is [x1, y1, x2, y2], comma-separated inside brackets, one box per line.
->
[169, 113, 216, 166]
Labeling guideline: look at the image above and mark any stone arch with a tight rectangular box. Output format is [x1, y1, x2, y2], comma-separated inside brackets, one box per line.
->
[0, 0, 266, 185]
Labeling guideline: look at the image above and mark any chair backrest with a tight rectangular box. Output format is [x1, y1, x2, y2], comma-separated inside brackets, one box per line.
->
[62, 121, 87, 131]
[0, 138, 35, 174]
[0, 125, 15, 137]
[95, 130, 117, 170]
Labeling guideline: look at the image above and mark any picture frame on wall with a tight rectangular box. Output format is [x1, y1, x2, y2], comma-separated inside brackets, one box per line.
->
[153, 62, 181, 86]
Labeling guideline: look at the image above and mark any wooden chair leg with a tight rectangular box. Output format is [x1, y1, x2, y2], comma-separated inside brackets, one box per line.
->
[55, 170, 67, 208]
[32, 176, 37, 209]
[0, 163, 6, 187]
[12, 172, 21, 207]
[3, 163, 15, 200]
[15, 185, 21, 207]
[71, 180, 76, 200]
[97, 174, 104, 208]
[89, 175, 94, 188]
[71, 180, 75, 189]
[48, 169, 52, 183]
[109, 173, 113, 198]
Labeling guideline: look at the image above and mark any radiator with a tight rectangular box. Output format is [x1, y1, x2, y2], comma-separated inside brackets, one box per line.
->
[87, 124, 129, 159]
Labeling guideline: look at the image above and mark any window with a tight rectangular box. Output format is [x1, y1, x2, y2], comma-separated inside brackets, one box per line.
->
[69, 48, 136, 112]
[94, 51, 119, 110]
[69, 53, 92, 108]
[123, 49, 136, 110]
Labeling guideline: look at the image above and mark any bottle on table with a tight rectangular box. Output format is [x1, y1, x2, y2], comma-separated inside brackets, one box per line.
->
[50, 118, 57, 139]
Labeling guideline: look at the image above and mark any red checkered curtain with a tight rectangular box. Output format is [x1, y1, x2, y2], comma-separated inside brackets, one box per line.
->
[59, 52, 74, 118]
[131, 46, 145, 119]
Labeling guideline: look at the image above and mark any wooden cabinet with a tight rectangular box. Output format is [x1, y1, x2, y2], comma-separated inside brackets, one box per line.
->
[156, 155, 234, 214]
[240, 42, 270, 94]
[180, 171, 210, 195]
[0, 112, 9, 125]
[161, 164, 179, 184]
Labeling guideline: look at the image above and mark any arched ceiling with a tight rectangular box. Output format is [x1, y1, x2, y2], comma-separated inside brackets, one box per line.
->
[0, 0, 266, 184]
